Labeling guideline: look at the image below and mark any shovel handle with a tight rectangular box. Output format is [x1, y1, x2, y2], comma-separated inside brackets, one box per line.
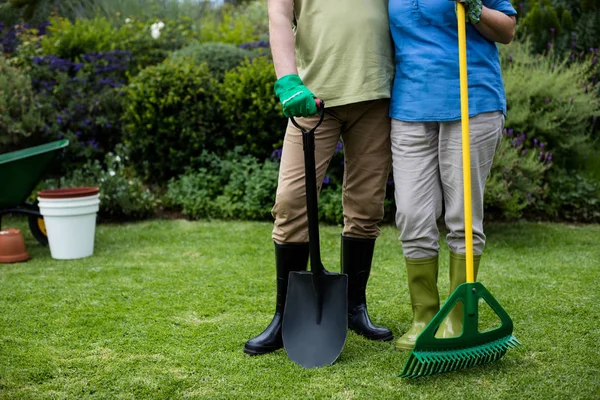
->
[290, 99, 326, 276]
[457, 4, 475, 283]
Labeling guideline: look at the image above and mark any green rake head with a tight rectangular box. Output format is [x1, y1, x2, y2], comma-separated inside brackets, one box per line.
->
[400, 282, 520, 378]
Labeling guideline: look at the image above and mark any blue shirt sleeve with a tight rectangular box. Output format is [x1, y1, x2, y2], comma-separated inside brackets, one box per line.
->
[483, 0, 517, 16]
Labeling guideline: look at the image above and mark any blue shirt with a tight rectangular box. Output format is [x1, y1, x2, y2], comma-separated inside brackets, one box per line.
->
[389, 0, 516, 122]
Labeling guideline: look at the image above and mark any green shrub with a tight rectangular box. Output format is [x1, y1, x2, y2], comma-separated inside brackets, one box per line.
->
[539, 169, 600, 222]
[165, 151, 278, 220]
[513, 0, 600, 55]
[198, 3, 260, 45]
[501, 39, 600, 170]
[0, 55, 45, 151]
[485, 131, 551, 219]
[318, 185, 344, 225]
[37, 16, 192, 75]
[122, 58, 219, 183]
[170, 42, 250, 80]
[217, 56, 287, 158]
[57, 145, 157, 220]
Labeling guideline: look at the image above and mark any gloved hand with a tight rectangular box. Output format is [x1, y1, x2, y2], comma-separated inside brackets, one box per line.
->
[274, 74, 318, 118]
[456, 0, 482, 25]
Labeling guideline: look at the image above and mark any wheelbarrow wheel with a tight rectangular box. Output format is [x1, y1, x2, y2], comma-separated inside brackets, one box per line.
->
[28, 214, 48, 246]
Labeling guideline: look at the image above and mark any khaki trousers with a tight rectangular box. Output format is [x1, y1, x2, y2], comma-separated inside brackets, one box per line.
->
[391, 112, 504, 259]
[272, 99, 392, 244]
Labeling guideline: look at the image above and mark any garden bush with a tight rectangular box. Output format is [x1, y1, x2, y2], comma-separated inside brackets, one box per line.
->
[538, 169, 600, 222]
[122, 58, 219, 183]
[485, 130, 552, 219]
[500, 40, 600, 170]
[217, 56, 287, 159]
[57, 144, 156, 220]
[24, 51, 130, 171]
[170, 42, 250, 80]
[36, 16, 193, 76]
[0, 55, 45, 151]
[165, 151, 278, 220]
[513, 0, 600, 55]
[197, 2, 262, 46]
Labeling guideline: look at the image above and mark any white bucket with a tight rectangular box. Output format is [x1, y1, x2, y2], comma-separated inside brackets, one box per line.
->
[38, 193, 100, 260]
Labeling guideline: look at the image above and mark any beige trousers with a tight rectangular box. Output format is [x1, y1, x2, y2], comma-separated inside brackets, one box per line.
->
[272, 99, 392, 244]
[391, 112, 504, 259]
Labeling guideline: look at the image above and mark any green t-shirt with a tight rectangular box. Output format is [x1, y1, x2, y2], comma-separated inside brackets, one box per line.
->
[294, 0, 394, 107]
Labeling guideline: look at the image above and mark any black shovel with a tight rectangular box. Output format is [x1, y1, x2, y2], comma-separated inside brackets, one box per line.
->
[282, 99, 348, 369]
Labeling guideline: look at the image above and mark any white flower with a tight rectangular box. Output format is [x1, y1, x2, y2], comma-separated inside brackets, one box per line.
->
[151, 28, 161, 39]
[125, 18, 131, 24]
[109, 170, 116, 176]
[157, 21, 165, 29]
[115, 155, 121, 163]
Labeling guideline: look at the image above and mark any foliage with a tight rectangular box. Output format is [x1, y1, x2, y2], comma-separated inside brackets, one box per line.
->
[513, 0, 600, 55]
[500, 40, 600, 170]
[165, 151, 279, 220]
[0, 0, 214, 24]
[36, 16, 192, 76]
[197, 2, 261, 45]
[122, 58, 218, 183]
[539, 169, 600, 222]
[485, 130, 552, 219]
[170, 41, 250, 80]
[58, 145, 156, 219]
[318, 185, 344, 225]
[0, 55, 45, 151]
[217, 56, 287, 158]
[25, 51, 130, 171]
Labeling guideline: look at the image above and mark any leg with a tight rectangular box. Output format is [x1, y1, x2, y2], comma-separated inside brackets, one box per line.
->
[390, 119, 443, 350]
[339, 99, 393, 340]
[244, 242, 309, 355]
[245, 111, 343, 355]
[272, 111, 343, 243]
[439, 111, 503, 255]
[437, 111, 503, 338]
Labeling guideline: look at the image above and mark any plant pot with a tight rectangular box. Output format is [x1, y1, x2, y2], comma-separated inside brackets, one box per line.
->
[37, 187, 100, 260]
[0, 228, 30, 263]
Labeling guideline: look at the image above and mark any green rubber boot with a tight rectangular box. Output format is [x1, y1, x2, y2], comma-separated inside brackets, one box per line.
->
[395, 256, 440, 351]
[435, 252, 481, 339]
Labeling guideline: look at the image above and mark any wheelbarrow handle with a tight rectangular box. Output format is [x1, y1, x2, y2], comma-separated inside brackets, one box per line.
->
[290, 99, 326, 276]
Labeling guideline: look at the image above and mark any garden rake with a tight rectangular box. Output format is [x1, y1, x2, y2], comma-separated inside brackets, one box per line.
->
[400, 3, 519, 378]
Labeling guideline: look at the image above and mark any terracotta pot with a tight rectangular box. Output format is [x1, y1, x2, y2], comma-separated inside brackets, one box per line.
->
[0, 228, 30, 263]
[38, 187, 99, 199]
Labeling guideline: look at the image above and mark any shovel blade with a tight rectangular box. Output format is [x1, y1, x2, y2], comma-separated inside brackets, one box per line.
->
[282, 271, 348, 368]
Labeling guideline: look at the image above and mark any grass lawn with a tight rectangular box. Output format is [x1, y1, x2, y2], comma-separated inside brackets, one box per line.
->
[1, 218, 599, 399]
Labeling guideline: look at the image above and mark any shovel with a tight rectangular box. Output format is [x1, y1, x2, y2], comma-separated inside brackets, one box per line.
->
[282, 99, 348, 369]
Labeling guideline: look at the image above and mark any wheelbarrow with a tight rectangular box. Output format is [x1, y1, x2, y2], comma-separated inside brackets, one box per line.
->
[0, 139, 69, 245]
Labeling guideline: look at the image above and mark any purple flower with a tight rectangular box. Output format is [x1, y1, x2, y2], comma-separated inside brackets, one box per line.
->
[271, 148, 282, 162]
[550, 28, 555, 35]
[335, 141, 343, 153]
[545, 97, 550, 104]
[323, 176, 330, 185]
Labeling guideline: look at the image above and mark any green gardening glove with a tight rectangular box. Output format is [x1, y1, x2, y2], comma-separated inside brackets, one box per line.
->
[455, 0, 482, 24]
[274, 74, 317, 118]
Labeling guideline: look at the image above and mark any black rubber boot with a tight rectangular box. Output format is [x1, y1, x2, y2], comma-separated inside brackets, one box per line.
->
[341, 235, 393, 341]
[244, 242, 309, 355]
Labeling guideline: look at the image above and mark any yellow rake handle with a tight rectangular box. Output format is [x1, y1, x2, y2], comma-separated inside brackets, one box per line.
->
[457, 3, 475, 283]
